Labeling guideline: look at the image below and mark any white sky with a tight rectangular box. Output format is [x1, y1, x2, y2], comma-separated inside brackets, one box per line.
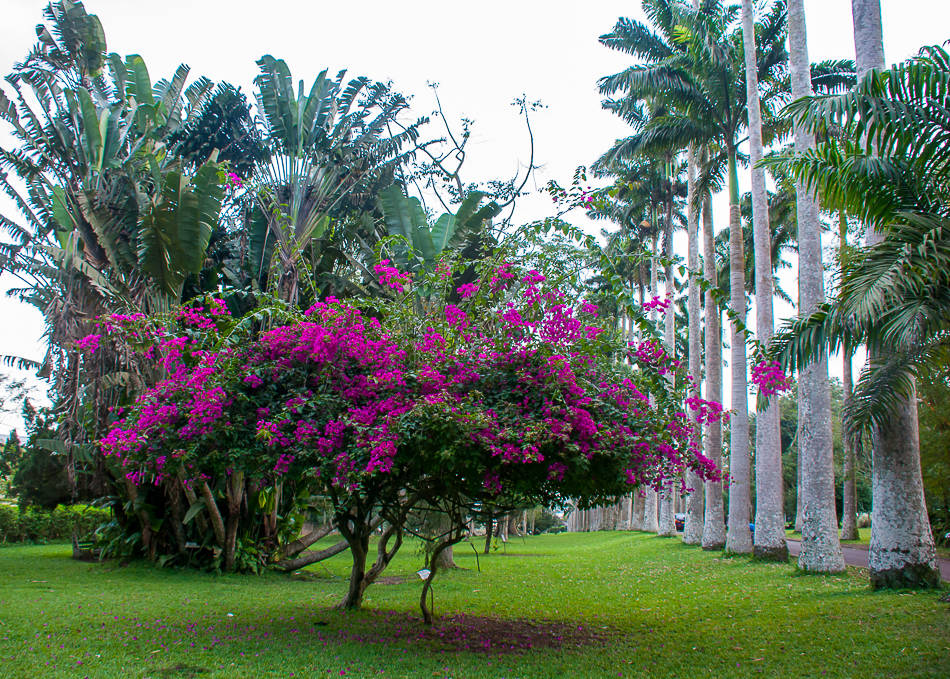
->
[1, 0, 948, 432]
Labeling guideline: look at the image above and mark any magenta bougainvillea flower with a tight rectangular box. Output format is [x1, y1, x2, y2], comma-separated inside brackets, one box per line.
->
[93, 257, 720, 508]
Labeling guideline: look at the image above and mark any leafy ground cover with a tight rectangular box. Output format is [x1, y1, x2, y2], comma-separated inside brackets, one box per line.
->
[0, 532, 947, 678]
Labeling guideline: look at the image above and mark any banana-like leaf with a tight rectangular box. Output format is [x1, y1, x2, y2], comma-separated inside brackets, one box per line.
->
[2, 355, 41, 371]
[137, 164, 223, 295]
[255, 55, 298, 153]
[177, 162, 224, 274]
[182, 499, 206, 525]
[378, 184, 427, 267]
[125, 55, 154, 105]
[77, 88, 102, 169]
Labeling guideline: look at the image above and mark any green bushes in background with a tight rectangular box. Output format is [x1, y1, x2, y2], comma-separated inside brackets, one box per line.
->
[0, 504, 110, 544]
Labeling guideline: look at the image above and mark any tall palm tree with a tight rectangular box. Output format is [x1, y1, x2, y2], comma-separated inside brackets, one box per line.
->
[741, 0, 787, 561]
[784, 0, 845, 571]
[770, 40, 947, 587]
[599, 0, 788, 553]
[0, 2, 226, 424]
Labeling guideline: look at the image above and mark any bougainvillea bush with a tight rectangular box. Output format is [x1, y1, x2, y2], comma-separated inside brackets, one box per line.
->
[90, 254, 721, 611]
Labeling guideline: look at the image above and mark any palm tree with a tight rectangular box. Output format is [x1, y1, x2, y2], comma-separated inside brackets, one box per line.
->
[0, 2, 226, 414]
[599, 0, 788, 553]
[245, 56, 422, 305]
[769, 41, 948, 587]
[741, 0, 787, 561]
[784, 0, 845, 572]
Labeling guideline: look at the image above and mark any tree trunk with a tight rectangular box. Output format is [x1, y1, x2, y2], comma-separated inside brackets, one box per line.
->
[683, 140, 705, 545]
[869, 390, 939, 587]
[658, 490, 676, 537]
[725, 151, 753, 555]
[656, 155, 678, 538]
[794, 412, 804, 532]
[742, 0, 787, 562]
[340, 531, 370, 610]
[839, 212, 859, 541]
[277, 539, 349, 571]
[700, 192, 726, 551]
[223, 471, 245, 572]
[789, 0, 844, 573]
[632, 491, 645, 531]
[483, 511, 493, 552]
[123, 478, 154, 561]
[199, 479, 226, 549]
[643, 239, 662, 537]
[165, 479, 188, 555]
[642, 488, 659, 533]
[852, 0, 938, 587]
[280, 522, 336, 560]
[434, 511, 458, 569]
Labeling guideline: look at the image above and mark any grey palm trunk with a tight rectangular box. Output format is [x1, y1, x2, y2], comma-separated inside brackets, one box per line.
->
[642, 245, 662, 534]
[741, 0, 788, 561]
[725, 196, 752, 555]
[683, 147, 705, 546]
[788, 0, 845, 572]
[851, 0, 939, 587]
[701, 193, 726, 550]
[658, 184, 678, 538]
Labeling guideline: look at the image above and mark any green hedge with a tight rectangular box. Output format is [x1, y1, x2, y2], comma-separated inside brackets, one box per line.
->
[0, 503, 111, 544]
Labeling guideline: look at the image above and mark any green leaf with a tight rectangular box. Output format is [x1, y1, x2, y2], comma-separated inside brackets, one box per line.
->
[77, 88, 102, 169]
[125, 55, 154, 105]
[182, 500, 206, 525]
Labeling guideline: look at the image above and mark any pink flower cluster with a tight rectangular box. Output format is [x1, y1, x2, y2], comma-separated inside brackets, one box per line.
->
[97, 261, 721, 502]
[751, 360, 791, 397]
[374, 259, 411, 291]
[642, 295, 671, 313]
[456, 283, 479, 299]
[75, 333, 102, 354]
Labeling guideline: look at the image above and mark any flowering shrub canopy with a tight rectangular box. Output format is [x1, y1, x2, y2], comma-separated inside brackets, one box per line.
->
[94, 256, 721, 517]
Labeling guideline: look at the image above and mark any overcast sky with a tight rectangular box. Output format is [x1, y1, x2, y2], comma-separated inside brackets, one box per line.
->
[1, 0, 948, 431]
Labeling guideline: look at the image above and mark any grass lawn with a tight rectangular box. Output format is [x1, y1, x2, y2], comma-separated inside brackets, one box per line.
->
[1, 532, 948, 678]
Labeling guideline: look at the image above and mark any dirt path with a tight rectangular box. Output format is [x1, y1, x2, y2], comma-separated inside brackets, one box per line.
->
[786, 539, 950, 581]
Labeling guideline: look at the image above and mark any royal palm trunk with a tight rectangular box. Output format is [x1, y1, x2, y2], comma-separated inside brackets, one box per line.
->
[725, 151, 753, 554]
[741, 0, 787, 561]
[786, 0, 845, 573]
[851, 0, 938, 587]
[683, 146, 705, 545]
[701, 193, 726, 550]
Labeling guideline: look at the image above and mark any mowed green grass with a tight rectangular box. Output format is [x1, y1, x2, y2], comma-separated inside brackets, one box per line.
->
[0, 532, 947, 678]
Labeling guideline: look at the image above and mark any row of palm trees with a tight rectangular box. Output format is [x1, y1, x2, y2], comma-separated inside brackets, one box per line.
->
[594, 0, 940, 587]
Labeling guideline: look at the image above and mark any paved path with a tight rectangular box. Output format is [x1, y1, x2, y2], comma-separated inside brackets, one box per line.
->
[786, 539, 950, 581]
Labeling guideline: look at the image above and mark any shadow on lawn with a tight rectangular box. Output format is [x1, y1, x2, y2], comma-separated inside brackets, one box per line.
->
[340, 609, 621, 653]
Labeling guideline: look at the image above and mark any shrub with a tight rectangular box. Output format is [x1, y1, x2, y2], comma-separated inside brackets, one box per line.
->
[0, 504, 110, 544]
